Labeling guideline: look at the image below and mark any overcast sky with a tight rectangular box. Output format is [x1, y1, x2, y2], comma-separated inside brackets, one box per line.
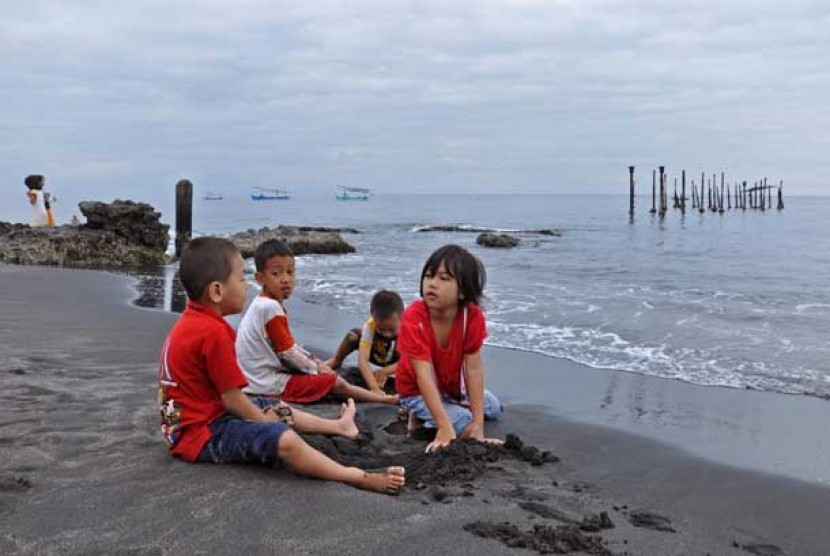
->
[2, 0, 828, 221]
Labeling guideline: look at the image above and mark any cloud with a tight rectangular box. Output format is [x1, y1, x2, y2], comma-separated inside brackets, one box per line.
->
[1, 0, 828, 221]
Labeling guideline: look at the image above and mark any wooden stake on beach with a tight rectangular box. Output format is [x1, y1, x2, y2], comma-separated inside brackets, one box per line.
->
[719, 173, 725, 213]
[629, 166, 635, 216]
[700, 172, 706, 213]
[175, 179, 193, 258]
[766, 178, 771, 208]
[681, 170, 687, 212]
[659, 166, 666, 215]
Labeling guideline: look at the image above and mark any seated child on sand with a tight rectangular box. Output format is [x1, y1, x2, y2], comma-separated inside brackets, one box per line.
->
[235, 239, 398, 405]
[396, 244, 503, 453]
[325, 290, 403, 395]
[157, 237, 404, 493]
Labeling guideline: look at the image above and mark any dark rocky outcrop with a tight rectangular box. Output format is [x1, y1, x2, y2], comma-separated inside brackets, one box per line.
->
[229, 226, 356, 257]
[79, 200, 168, 251]
[0, 201, 169, 269]
[477, 233, 520, 248]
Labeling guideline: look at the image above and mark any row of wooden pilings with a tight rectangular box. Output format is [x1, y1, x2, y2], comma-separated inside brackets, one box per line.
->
[628, 167, 784, 216]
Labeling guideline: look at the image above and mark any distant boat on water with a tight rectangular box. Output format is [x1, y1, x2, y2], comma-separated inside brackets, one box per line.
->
[251, 187, 290, 200]
[336, 186, 372, 201]
[202, 192, 223, 201]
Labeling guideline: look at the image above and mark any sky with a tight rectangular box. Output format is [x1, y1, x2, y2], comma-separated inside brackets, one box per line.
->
[2, 0, 829, 222]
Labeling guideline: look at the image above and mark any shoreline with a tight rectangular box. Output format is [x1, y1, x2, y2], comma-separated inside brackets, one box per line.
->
[128, 264, 830, 485]
[3, 264, 830, 555]
[260, 290, 830, 487]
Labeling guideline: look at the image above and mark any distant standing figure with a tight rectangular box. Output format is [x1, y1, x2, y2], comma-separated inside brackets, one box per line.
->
[70, 215, 81, 227]
[24, 175, 48, 227]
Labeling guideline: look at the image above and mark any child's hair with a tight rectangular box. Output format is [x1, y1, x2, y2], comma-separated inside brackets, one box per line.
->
[24, 175, 44, 190]
[254, 239, 294, 272]
[179, 237, 240, 301]
[370, 290, 404, 320]
[420, 244, 486, 306]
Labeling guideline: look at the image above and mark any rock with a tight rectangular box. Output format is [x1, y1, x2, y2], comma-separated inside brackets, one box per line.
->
[79, 200, 168, 251]
[415, 225, 562, 236]
[0, 201, 169, 269]
[477, 233, 520, 248]
[229, 226, 356, 257]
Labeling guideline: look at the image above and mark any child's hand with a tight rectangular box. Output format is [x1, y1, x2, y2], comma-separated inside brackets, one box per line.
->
[426, 427, 456, 453]
[464, 423, 504, 446]
[373, 369, 388, 389]
[317, 364, 336, 375]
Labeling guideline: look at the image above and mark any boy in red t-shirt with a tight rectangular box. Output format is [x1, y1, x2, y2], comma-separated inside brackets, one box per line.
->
[158, 237, 404, 494]
[396, 244, 503, 453]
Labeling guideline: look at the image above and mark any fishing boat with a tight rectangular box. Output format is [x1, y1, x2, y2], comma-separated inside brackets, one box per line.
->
[336, 186, 372, 201]
[251, 187, 290, 200]
[202, 192, 223, 201]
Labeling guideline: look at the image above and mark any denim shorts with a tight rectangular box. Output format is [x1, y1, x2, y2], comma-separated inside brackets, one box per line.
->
[399, 389, 502, 434]
[197, 401, 290, 467]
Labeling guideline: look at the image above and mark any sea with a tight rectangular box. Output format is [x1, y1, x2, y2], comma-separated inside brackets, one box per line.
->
[136, 193, 830, 400]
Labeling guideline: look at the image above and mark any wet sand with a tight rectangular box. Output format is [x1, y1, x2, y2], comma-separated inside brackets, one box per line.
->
[2, 265, 830, 555]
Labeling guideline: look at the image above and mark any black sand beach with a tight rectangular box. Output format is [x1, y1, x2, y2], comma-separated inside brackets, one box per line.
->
[2, 265, 830, 555]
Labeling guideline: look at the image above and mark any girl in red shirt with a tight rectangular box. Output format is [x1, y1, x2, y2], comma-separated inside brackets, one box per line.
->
[396, 244, 503, 453]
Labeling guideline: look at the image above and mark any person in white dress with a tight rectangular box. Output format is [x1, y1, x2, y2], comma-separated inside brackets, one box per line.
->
[25, 174, 48, 227]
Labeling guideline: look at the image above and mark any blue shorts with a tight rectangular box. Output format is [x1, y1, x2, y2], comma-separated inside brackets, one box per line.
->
[399, 389, 502, 434]
[197, 398, 290, 467]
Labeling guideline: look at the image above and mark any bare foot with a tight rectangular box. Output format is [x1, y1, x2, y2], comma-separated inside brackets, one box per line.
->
[354, 466, 405, 494]
[407, 411, 423, 433]
[337, 398, 360, 439]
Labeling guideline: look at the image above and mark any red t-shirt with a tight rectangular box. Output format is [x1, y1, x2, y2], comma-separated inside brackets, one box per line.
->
[157, 300, 249, 462]
[396, 300, 487, 399]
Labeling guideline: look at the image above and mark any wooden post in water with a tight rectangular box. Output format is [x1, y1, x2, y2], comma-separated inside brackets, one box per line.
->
[650, 170, 656, 213]
[175, 179, 193, 258]
[672, 178, 678, 209]
[659, 166, 666, 215]
[707, 179, 712, 210]
[777, 180, 785, 209]
[628, 166, 635, 216]
[760, 180, 766, 210]
[727, 182, 732, 209]
[742, 181, 747, 209]
[766, 178, 771, 207]
[691, 182, 697, 209]
[681, 170, 686, 212]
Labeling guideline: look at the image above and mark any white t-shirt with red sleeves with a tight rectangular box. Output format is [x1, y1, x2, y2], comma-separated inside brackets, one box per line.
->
[236, 295, 297, 395]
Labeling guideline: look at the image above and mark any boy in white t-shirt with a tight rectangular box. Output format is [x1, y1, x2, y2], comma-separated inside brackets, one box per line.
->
[236, 240, 398, 405]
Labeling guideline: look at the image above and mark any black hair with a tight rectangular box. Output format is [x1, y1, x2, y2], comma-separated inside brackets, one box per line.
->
[24, 175, 44, 190]
[370, 290, 404, 320]
[420, 244, 486, 306]
[254, 239, 294, 272]
[178, 237, 240, 301]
